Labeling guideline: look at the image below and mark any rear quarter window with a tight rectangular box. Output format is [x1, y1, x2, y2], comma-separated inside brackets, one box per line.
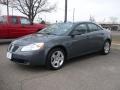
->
[0, 16, 7, 24]
[88, 23, 102, 32]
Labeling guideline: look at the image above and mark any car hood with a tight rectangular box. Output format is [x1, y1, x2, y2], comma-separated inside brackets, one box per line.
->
[12, 34, 59, 46]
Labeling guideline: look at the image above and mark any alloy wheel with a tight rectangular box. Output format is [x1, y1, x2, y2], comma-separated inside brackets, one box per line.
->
[104, 41, 110, 54]
[51, 51, 64, 68]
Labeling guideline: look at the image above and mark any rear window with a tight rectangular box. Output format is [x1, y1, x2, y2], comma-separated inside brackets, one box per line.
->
[0, 16, 7, 24]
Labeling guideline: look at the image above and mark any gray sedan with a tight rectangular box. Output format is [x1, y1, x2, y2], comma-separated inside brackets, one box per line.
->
[7, 22, 112, 70]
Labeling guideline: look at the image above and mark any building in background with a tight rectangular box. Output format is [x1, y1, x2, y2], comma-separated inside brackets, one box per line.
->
[100, 23, 120, 31]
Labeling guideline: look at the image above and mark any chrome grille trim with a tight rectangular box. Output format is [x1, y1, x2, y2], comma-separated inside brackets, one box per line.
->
[8, 44, 19, 52]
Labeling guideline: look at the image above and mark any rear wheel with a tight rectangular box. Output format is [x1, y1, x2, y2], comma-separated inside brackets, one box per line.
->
[101, 41, 111, 55]
[46, 48, 65, 70]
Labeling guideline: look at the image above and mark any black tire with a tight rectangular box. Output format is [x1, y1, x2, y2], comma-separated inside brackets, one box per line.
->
[46, 48, 65, 70]
[101, 40, 111, 55]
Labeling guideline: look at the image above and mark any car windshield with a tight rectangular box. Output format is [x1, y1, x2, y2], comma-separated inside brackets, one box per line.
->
[38, 23, 73, 35]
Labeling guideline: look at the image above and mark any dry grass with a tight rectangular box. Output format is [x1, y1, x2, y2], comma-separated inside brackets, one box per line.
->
[112, 35, 120, 44]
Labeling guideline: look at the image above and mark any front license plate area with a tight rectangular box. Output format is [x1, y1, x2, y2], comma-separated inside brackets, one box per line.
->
[7, 52, 12, 59]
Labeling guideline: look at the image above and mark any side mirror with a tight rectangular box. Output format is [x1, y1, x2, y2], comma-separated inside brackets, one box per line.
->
[71, 30, 83, 35]
[69, 30, 79, 38]
[70, 29, 86, 37]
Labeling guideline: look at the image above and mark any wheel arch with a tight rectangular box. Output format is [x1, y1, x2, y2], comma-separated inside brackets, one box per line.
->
[105, 38, 111, 45]
[47, 45, 68, 59]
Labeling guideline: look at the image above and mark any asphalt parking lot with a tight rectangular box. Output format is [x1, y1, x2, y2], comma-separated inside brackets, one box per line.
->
[0, 43, 120, 90]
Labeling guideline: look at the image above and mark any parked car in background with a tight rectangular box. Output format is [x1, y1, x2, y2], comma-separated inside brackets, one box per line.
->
[7, 22, 112, 70]
[0, 16, 46, 39]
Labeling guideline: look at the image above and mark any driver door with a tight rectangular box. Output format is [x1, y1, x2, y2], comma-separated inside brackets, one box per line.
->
[70, 23, 90, 57]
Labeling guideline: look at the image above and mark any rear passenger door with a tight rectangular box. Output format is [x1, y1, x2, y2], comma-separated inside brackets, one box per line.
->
[8, 16, 21, 38]
[0, 16, 8, 38]
[19, 17, 37, 35]
[86, 23, 104, 51]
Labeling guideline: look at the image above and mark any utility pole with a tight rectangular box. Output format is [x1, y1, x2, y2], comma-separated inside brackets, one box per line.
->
[73, 8, 75, 23]
[64, 0, 67, 23]
[7, 0, 9, 16]
[12, 7, 13, 16]
[12, 0, 14, 16]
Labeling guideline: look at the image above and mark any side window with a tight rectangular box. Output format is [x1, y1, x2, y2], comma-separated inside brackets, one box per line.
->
[88, 24, 99, 32]
[20, 18, 30, 25]
[0, 16, 7, 24]
[73, 24, 87, 35]
[11, 17, 18, 24]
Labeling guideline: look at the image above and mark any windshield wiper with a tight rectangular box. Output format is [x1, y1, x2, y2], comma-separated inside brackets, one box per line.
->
[46, 33, 57, 35]
[37, 32, 57, 35]
[37, 32, 44, 34]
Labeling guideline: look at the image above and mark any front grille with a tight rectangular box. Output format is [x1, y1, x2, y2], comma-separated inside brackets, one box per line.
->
[9, 44, 19, 52]
[11, 58, 28, 64]
[12, 46, 19, 52]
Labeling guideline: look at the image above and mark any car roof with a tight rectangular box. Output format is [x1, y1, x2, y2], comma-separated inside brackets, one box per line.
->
[56, 22, 97, 26]
[74, 21, 97, 24]
[1, 15, 27, 18]
[58, 21, 96, 24]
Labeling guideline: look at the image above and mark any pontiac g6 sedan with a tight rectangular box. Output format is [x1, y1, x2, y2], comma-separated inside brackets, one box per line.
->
[7, 22, 112, 70]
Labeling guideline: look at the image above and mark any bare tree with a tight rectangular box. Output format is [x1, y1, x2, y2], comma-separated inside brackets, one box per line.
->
[0, 0, 9, 15]
[89, 15, 96, 22]
[0, 2, 1, 16]
[0, 9, 1, 15]
[109, 17, 118, 24]
[11, 0, 56, 23]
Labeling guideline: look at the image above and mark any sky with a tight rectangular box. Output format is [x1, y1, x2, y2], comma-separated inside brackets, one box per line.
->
[0, 0, 120, 23]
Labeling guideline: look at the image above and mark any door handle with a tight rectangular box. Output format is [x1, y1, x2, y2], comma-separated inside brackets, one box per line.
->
[86, 36, 89, 39]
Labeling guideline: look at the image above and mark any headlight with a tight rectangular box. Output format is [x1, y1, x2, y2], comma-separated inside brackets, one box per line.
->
[21, 43, 44, 51]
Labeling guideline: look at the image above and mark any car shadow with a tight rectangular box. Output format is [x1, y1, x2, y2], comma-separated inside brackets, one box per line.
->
[0, 41, 11, 45]
[13, 64, 48, 72]
[65, 52, 101, 66]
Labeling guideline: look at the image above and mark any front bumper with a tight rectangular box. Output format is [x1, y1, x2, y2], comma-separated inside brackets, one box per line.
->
[7, 44, 46, 66]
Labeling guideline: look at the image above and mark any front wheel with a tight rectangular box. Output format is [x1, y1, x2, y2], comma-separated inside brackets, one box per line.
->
[46, 48, 65, 70]
[101, 41, 111, 55]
